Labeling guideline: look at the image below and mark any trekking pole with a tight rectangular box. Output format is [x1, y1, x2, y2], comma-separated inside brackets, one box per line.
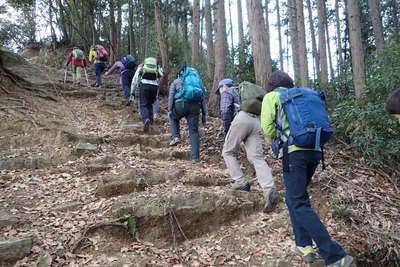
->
[84, 67, 89, 87]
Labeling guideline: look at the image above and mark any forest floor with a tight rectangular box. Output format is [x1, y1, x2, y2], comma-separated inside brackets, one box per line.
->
[0, 50, 399, 267]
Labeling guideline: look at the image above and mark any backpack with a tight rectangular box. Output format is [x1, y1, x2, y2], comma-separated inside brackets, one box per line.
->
[274, 87, 334, 149]
[174, 67, 205, 101]
[121, 55, 136, 70]
[95, 45, 109, 61]
[72, 49, 84, 60]
[239, 81, 267, 115]
[141, 57, 158, 80]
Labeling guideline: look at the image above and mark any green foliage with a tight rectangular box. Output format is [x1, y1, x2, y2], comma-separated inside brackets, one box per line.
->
[329, 44, 400, 170]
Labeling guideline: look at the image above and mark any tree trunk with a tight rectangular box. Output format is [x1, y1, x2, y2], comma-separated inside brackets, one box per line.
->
[57, 0, 69, 43]
[154, 0, 170, 93]
[295, 0, 308, 86]
[348, 0, 366, 101]
[306, 0, 319, 80]
[228, 0, 234, 55]
[325, 10, 335, 80]
[392, 0, 400, 43]
[48, 0, 57, 48]
[109, 0, 118, 63]
[288, 0, 300, 86]
[209, 0, 228, 116]
[368, 0, 385, 53]
[246, 0, 271, 89]
[128, 0, 135, 55]
[205, 0, 214, 79]
[116, 0, 122, 57]
[317, 0, 328, 88]
[275, 0, 284, 71]
[182, 1, 189, 63]
[192, 0, 201, 65]
[335, 0, 344, 72]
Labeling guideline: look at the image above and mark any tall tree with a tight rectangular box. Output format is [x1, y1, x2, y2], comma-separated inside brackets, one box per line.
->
[128, 0, 135, 55]
[368, 0, 385, 53]
[192, 0, 201, 65]
[348, 0, 366, 101]
[317, 0, 328, 88]
[275, 0, 284, 71]
[205, 0, 214, 79]
[288, 0, 301, 86]
[391, 0, 400, 42]
[209, 0, 227, 116]
[109, 0, 118, 63]
[335, 0, 344, 72]
[246, 0, 271, 89]
[295, 0, 308, 86]
[306, 0, 319, 80]
[154, 0, 170, 92]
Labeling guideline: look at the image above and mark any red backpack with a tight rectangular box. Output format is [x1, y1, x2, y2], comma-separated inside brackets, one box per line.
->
[95, 45, 109, 61]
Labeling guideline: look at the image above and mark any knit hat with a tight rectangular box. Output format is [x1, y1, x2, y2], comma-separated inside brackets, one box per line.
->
[267, 71, 294, 92]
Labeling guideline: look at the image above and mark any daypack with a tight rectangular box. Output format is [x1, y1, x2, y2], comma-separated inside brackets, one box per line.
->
[72, 49, 84, 60]
[141, 57, 158, 80]
[121, 55, 136, 70]
[174, 67, 205, 101]
[239, 81, 267, 115]
[274, 87, 334, 150]
[95, 45, 109, 61]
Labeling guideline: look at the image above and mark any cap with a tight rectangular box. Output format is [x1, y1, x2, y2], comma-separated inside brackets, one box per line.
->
[215, 78, 234, 95]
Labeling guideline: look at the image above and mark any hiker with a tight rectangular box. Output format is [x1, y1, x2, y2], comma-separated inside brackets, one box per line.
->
[386, 88, 400, 122]
[260, 70, 353, 267]
[65, 46, 87, 86]
[217, 78, 278, 213]
[168, 63, 207, 162]
[88, 45, 109, 87]
[105, 55, 137, 104]
[130, 57, 163, 133]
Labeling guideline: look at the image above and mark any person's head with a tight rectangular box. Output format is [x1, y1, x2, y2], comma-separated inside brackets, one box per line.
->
[386, 88, 400, 122]
[267, 70, 294, 92]
[177, 62, 187, 78]
[215, 78, 234, 95]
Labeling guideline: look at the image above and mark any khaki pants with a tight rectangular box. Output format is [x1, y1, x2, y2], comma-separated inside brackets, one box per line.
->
[72, 65, 82, 84]
[222, 111, 275, 192]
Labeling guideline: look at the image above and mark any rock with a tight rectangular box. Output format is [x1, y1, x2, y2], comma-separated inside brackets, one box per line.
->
[50, 201, 83, 212]
[0, 211, 19, 227]
[121, 124, 162, 135]
[109, 135, 170, 148]
[184, 173, 230, 186]
[84, 163, 111, 174]
[62, 90, 97, 98]
[0, 237, 33, 264]
[74, 142, 98, 157]
[96, 168, 184, 198]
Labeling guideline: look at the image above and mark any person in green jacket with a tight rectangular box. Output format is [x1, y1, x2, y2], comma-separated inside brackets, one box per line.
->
[260, 71, 353, 267]
[386, 88, 400, 122]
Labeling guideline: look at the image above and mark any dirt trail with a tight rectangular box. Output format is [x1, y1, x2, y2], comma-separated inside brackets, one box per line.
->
[0, 58, 399, 266]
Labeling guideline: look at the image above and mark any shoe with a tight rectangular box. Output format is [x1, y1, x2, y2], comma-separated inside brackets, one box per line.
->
[229, 181, 251, 192]
[154, 113, 159, 120]
[290, 244, 316, 263]
[169, 137, 181, 146]
[125, 100, 131, 106]
[263, 188, 279, 213]
[327, 255, 354, 267]
[143, 119, 150, 133]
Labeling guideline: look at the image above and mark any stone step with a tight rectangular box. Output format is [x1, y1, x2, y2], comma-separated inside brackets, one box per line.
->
[96, 168, 184, 198]
[0, 237, 33, 265]
[111, 191, 265, 247]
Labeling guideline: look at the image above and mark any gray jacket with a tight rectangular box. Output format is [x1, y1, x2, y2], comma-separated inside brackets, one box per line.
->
[168, 78, 207, 118]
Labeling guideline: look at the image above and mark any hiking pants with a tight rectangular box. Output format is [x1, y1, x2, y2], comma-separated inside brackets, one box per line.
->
[121, 70, 135, 99]
[222, 111, 275, 193]
[283, 150, 346, 265]
[94, 63, 107, 86]
[153, 94, 160, 116]
[139, 83, 158, 122]
[171, 100, 201, 160]
[72, 65, 82, 85]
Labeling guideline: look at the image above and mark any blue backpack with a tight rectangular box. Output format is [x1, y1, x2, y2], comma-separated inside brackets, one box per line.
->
[274, 87, 334, 149]
[121, 55, 136, 70]
[174, 67, 205, 101]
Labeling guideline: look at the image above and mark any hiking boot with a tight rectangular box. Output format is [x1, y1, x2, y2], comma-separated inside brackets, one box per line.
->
[327, 255, 354, 267]
[263, 188, 279, 213]
[143, 119, 150, 133]
[229, 181, 251, 192]
[290, 244, 316, 263]
[169, 137, 181, 146]
[125, 99, 131, 106]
